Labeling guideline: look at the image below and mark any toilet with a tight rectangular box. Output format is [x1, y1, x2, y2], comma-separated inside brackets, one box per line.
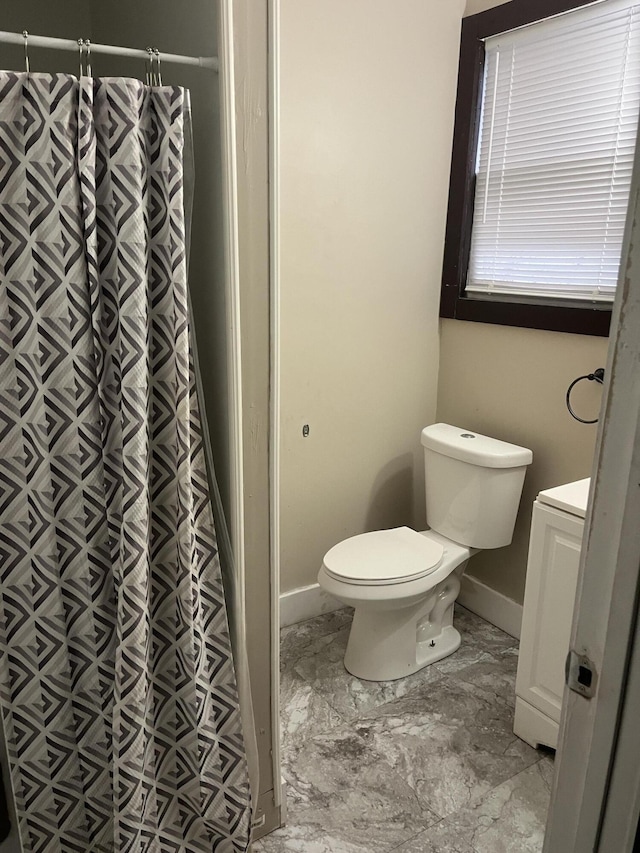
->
[317, 423, 533, 681]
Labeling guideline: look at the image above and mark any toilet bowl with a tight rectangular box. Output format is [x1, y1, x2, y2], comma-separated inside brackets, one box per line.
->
[318, 424, 532, 681]
[319, 527, 476, 681]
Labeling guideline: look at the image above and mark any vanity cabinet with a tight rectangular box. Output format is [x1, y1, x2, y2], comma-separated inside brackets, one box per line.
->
[514, 478, 590, 750]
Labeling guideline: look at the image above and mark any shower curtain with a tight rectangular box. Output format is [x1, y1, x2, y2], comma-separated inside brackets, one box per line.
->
[0, 71, 251, 852]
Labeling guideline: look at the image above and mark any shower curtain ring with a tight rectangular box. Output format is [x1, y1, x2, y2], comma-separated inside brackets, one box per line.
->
[85, 39, 92, 77]
[22, 31, 30, 74]
[78, 38, 85, 77]
[154, 48, 162, 86]
[146, 47, 154, 86]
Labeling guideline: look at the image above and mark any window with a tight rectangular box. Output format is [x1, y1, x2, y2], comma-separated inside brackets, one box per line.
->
[441, 0, 640, 336]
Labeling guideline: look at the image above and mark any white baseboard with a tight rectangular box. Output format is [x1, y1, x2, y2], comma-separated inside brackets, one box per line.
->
[458, 574, 523, 640]
[279, 582, 342, 628]
[279, 576, 522, 638]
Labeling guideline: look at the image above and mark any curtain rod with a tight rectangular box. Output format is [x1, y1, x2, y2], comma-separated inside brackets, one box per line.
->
[0, 30, 219, 71]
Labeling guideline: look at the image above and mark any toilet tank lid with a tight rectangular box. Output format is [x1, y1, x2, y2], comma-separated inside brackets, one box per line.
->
[421, 423, 533, 468]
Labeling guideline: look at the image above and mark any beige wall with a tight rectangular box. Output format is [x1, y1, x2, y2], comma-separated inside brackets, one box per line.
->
[278, 0, 466, 593]
[275, 0, 611, 605]
[464, 0, 511, 15]
[437, 323, 608, 603]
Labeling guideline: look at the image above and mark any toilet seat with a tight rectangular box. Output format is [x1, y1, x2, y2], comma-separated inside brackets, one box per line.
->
[322, 526, 444, 586]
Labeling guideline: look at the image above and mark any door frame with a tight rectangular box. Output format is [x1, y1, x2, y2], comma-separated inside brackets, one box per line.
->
[219, 0, 283, 838]
[544, 130, 640, 852]
[268, 0, 284, 822]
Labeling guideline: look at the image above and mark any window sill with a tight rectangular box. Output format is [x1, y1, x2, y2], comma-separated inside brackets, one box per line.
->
[440, 290, 611, 337]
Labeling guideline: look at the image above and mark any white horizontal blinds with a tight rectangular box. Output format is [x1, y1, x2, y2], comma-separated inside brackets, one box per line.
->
[467, 0, 640, 302]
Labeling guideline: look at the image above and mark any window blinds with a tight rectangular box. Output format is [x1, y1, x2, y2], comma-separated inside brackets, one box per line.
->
[467, 0, 640, 302]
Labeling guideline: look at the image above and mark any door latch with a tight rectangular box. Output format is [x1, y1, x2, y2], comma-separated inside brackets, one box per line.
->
[565, 649, 597, 699]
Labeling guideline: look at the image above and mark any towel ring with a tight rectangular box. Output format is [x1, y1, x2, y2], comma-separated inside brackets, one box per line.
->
[566, 368, 605, 424]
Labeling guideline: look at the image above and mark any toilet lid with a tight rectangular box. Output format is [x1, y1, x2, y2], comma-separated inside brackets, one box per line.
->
[323, 527, 444, 585]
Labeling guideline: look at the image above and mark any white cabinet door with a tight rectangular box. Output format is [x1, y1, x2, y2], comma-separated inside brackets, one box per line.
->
[516, 500, 584, 724]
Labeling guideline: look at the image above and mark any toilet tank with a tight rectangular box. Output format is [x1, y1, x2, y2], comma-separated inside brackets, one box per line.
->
[421, 423, 533, 549]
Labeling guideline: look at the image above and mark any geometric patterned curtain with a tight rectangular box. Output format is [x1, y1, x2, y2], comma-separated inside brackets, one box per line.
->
[0, 71, 251, 852]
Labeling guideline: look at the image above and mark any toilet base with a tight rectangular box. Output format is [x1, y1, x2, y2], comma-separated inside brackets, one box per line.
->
[417, 624, 461, 670]
[344, 623, 461, 681]
[343, 571, 463, 681]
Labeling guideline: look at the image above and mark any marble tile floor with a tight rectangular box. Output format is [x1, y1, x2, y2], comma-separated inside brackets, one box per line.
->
[253, 605, 553, 853]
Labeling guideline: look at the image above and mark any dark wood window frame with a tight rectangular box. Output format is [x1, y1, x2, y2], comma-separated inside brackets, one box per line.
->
[440, 0, 616, 337]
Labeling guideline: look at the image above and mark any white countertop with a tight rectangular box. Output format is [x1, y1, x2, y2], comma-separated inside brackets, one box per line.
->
[538, 478, 591, 519]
